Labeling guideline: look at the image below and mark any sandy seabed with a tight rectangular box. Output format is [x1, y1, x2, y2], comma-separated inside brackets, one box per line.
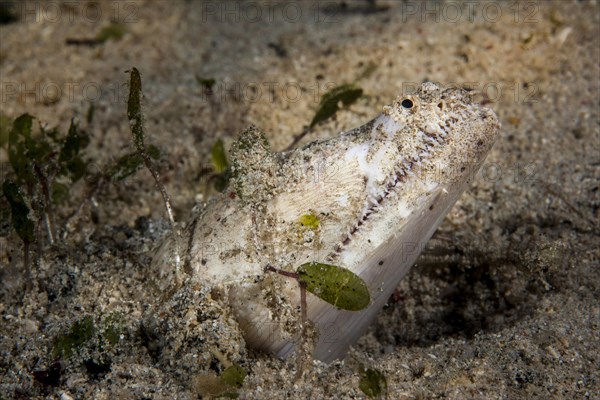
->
[1, 1, 599, 399]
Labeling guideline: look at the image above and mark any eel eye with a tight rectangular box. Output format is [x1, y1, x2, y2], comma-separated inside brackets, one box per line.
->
[401, 98, 414, 109]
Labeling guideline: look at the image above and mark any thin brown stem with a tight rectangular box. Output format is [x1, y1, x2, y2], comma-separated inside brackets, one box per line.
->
[264, 264, 313, 380]
[299, 281, 307, 327]
[264, 264, 299, 279]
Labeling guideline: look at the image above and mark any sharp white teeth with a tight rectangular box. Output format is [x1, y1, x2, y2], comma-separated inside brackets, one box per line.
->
[150, 82, 500, 363]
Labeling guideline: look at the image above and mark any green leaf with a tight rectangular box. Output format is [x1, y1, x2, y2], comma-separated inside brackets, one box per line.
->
[103, 313, 124, 346]
[220, 364, 247, 389]
[9, 114, 33, 142]
[297, 262, 370, 311]
[2, 180, 34, 243]
[127, 68, 145, 153]
[86, 103, 95, 124]
[0, 113, 10, 147]
[298, 213, 320, 230]
[58, 119, 89, 181]
[213, 172, 230, 193]
[52, 316, 95, 358]
[358, 367, 387, 399]
[66, 156, 87, 182]
[310, 84, 363, 128]
[96, 23, 126, 43]
[196, 76, 216, 90]
[8, 114, 35, 185]
[211, 139, 228, 173]
[59, 119, 89, 164]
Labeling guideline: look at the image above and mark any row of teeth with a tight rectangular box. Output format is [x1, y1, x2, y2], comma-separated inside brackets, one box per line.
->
[327, 122, 451, 262]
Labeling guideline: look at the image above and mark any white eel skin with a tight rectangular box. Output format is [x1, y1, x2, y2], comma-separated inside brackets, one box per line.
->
[152, 82, 500, 363]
